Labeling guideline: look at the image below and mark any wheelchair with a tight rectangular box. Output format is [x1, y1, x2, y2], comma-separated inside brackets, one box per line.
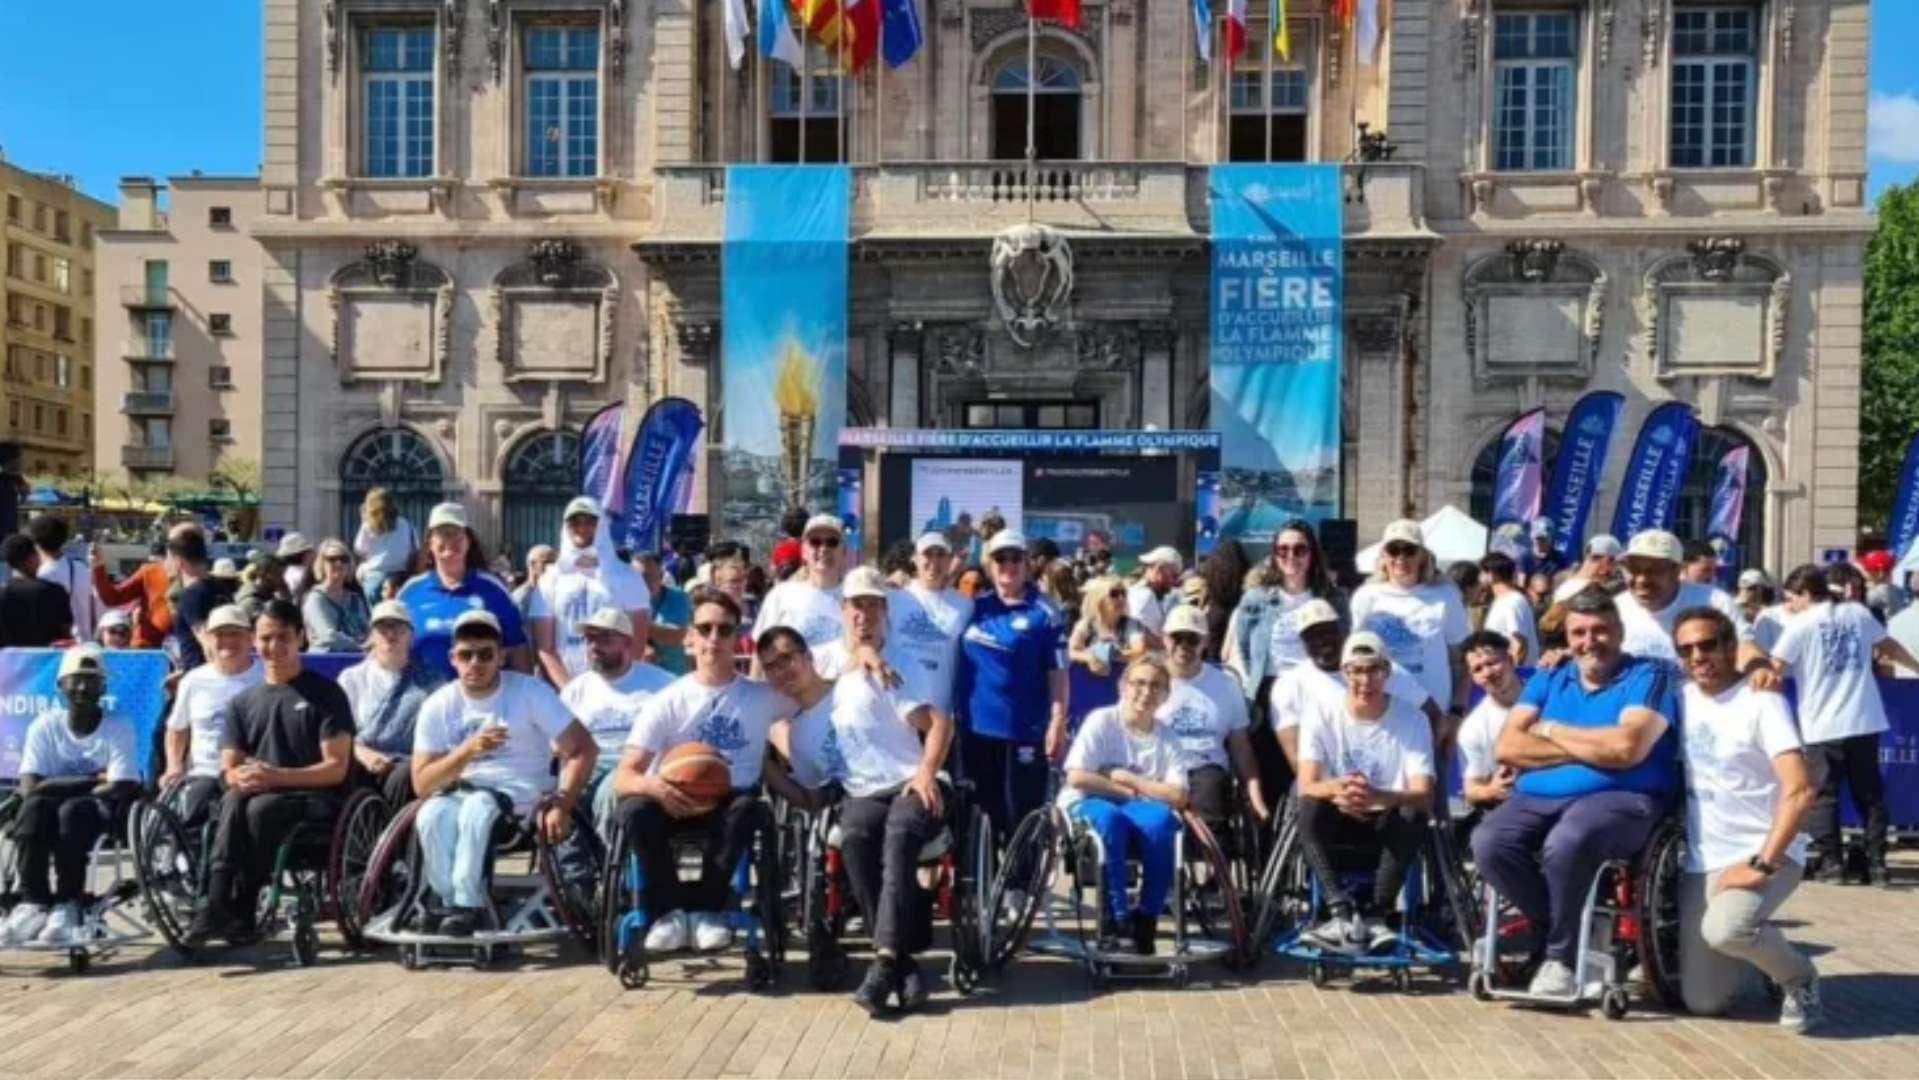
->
[355, 789, 601, 969]
[130, 778, 388, 966]
[1248, 799, 1479, 992]
[598, 792, 786, 991]
[990, 799, 1249, 986]
[0, 784, 148, 973]
[1466, 815, 1685, 1019]
[790, 780, 993, 994]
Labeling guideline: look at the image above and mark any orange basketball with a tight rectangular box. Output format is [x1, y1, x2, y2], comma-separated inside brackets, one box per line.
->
[659, 741, 732, 810]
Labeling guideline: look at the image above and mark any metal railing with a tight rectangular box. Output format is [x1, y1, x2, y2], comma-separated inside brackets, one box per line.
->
[121, 390, 175, 414]
[121, 445, 175, 470]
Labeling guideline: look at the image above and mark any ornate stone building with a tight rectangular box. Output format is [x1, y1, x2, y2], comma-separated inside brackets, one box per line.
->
[258, 0, 1870, 568]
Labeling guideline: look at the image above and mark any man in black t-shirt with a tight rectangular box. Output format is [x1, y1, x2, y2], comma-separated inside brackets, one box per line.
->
[185, 600, 355, 946]
[0, 533, 71, 648]
[167, 531, 219, 671]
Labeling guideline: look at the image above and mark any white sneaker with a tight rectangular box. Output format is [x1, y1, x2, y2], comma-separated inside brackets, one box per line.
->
[1780, 976, 1823, 1033]
[1364, 918, 1397, 952]
[692, 911, 733, 953]
[1527, 959, 1578, 998]
[644, 910, 690, 953]
[0, 904, 49, 947]
[37, 903, 80, 945]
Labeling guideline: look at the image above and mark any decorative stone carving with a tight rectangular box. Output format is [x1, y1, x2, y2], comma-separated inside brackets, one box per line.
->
[491, 241, 618, 382]
[969, 6, 1101, 57]
[444, 0, 464, 77]
[673, 320, 716, 364]
[365, 241, 421, 287]
[1778, 0, 1796, 58]
[1640, 0, 1664, 69]
[324, 0, 341, 80]
[990, 223, 1075, 349]
[1688, 237, 1745, 282]
[1507, 238, 1565, 283]
[1326, 20, 1344, 87]
[1459, 0, 1484, 76]
[1074, 324, 1140, 371]
[1462, 243, 1608, 381]
[1466, 176, 1495, 215]
[1596, 0, 1615, 65]
[487, 0, 504, 82]
[1647, 173, 1675, 212]
[1642, 244, 1790, 380]
[328, 247, 455, 383]
[608, 0, 627, 79]
[1578, 173, 1607, 213]
[930, 327, 987, 375]
[526, 239, 590, 286]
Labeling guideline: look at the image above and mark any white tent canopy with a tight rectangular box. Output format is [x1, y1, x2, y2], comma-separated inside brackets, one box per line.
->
[1354, 505, 1490, 575]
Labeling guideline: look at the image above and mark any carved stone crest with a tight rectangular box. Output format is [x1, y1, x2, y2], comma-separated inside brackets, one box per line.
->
[1075, 324, 1140, 371]
[365, 241, 420, 287]
[931, 327, 987, 375]
[527, 239, 586, 286]
[991, 224, 1075, 349]
[1507, 239, 1565, 283]
[1688, 237, 1746, 282]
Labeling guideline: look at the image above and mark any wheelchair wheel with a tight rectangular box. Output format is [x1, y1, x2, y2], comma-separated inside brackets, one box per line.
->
[803, 820, 848, 991]
[356, 798, 424, 929]
[748, 801, 788, 976]
[598, 824, 650, 987]
[1247, 814, 1304, 959]
[948, 802, 990, 987]
[533, 798, 604, 950]
[1180, 811, 1250, 967]
[1422, 814, 1481, 958]
[1634, 818, 1686, 1009]
[327, 790, 387, 949]
[983, 806, 1056, 969]
[130, 797, 200, 954]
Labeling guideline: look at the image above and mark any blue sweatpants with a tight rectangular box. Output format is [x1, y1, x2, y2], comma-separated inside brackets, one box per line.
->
[1069, 796, 1182, 924]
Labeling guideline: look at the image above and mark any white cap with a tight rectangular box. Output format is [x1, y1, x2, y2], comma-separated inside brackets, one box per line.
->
[276, 531, 313, 559]
[210, 557, 240, 580]
[1531, 519, 1555, 539]
[57, 644, 105, 681]
[98, 609, 131, 632]
[428, 503, 469, 531]
[206, 604, 251, 633]
[1380, 519, 1424, 548]
[1140, 546, 1183, 571]
[1294, 598, 1341, 632]
[1737, 569, 1770, 590]
[577, 606, 634, 638]
[1163, 605, 1208, 639]
[370, 599, 414, 627]
[1340, 631, 1390, 668]
[842, 565, 890, 602]
[984, 530, 1027, 557]
[802, 513, 845, 539]
[1624, 529, 1684, 565]
[452, 609, 502, 636]
[563, 495, 603, 521]
[1586, 534, 1623, 558]
[915, 531, 953, 555]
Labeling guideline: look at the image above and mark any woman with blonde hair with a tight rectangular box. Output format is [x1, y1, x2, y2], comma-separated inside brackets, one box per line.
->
[1067, 574, 1153, 728]
[1349, 519, 1471, 724]
[352, 487, 417, 598]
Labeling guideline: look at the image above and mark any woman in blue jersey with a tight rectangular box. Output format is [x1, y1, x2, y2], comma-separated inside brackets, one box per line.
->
[396, 503, 529, 678]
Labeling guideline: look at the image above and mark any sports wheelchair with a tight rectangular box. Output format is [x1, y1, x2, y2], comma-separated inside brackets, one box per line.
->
[130, 779, 387, 966]
[598, 793, 785, 991]
[1467, 815, 1685, 1019]
[356, 790, 601, 969]
[0, 784, 147, 973]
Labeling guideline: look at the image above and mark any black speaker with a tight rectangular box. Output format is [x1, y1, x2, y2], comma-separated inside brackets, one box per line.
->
[1319, 518, 1359, 576]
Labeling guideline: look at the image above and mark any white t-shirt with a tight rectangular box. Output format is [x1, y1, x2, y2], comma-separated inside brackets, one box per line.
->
[1126, 582, 1182, 636]
[561, 661, 677, 758]
[1751, 604, 1791, 655]
[1350, 581, 1471, 709]
[1059, 705, 1187, 809]
[782, 693, 842, 791]
[1616, 583, 1751, 663]
[1772, 601, 1889, 743]
[339, 660, 399, 724]
[1262, 588, 1322, 675]
[354, 518, 417, 575]
[531, 567, 653, 679]
[1268, 661, 1431, 734]
[1456, 693, 1512, 783]
[1297, 697, 1434, 793]
[1483, 590, 1541, 663]
[1680, 680, 1809, 873]
[413, 672, 579, 812]
[1888, 604, 1919, 680]
[816, 667, 931, 798]
[167, 659, 266, 778]
[625, 675, 795, 791]
[38, 554, 101, 643]
[20, 710, 139, 783]
[753, 579, 846, 650]
[1163, 664, 1250, 770]
[888, 584, 972, 714]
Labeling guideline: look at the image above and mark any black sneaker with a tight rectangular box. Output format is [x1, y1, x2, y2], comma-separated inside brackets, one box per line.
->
[1096, 918, 1127, 955]
[893, 955, 929, 1012]
[440, 908, 480, 938]
[182, 906, 228, 948]
[222, 912, 261, 946]
[853, 956, 896, 1016]
[419, 907, 445, 934]
[1870, 864, 1895, 888]
[1130, 913, 1158, 957]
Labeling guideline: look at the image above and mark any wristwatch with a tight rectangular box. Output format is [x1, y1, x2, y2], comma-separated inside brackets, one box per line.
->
[1748, 854, 1778, 876]
[1536, 721, 1556, 742]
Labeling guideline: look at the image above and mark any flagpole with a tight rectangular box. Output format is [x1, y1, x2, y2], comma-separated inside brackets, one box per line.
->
[1213, 14, 1223, 162]
[755, 13, 765, 162]
[1026, 10, 1037, 221]
[1180, 3, 1191, 164]
[719, 36, 729, 164]
[838, 15, 848, 162]
[1264, 11, 1273, 162]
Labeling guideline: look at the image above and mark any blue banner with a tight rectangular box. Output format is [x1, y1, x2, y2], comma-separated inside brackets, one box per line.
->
[1542, 391, 1624, 565]
[1888, 432, 1919, 563]
[620, 396, 705, 554]
[1706, 444, 1750, 544]
[1491, 407, 1547, 531]
[1611, 401, 1700, 540]
[721, 165, 850, 561]
[1208, 164, 1344, 543]
[836, 466, 864, 564]
[0, 649, 171, 782]
[578, 402, 628, 537]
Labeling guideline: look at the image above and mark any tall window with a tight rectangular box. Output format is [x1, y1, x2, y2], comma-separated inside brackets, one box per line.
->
[991, 57, 1082, 161]
[524, 26, 600, 177]
[135, 418, 172, 449]
[769, 40, 846, 163]
[143, 312, 172, 358]
[1670, 7, 1756, 168]
[1229, 25, 1312, 162]
[363, 27, 436, 178]
[1493, 12, 1577, 171]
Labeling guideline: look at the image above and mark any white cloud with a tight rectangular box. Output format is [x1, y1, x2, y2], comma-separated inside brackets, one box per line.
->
[1871, 91, 1919, 164]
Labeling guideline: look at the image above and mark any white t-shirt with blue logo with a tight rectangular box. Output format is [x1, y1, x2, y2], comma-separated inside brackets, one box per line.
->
[625, 674, 795, 791]
[1297, 697, 1434, 794]
[1680, 680, 1810, 873]
[888, 584, 973, 715]
[167, 659, 266, 778]
[413, 672, 579, 812]
[561, 661, 677, 758]
[1350, 581, 1472, 710]
[783, 693, 844, 791]
[1059, 705, 1187, 810]
[20, 710, 139, 783]
[531, 567, 652, 680]
[1163, 664, 1249, 770]
[753, 579, 845, 651]
[1268, 662, 1431, 734]
[1773, 600, 1889, 743]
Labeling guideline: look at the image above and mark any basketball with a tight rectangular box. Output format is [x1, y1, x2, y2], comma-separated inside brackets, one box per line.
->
[658, 741, 732, 810]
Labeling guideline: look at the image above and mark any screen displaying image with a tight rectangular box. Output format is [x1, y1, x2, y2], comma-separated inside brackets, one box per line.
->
[881, 454, 1186, 561]
[909, 459, 1023, 555]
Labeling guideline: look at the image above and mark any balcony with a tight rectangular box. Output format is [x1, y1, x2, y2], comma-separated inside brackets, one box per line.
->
[121, 445, 175, 471]
[120, 285, 177, 310]
[122, 341, 174, 363]
[121, 390, 175, 416]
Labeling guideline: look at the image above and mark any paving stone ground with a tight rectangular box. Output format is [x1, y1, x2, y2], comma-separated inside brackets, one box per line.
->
[4, 868, 1919, 1079]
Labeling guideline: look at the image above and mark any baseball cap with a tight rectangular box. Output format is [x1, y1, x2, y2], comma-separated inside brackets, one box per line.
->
[984, 530, 1028, 557]
[206, 604, 251, 633]
[802, 513, 845, 539]
[842, 566, 890, 602]
[577, 606, 634, 638]
[563, 495, 603, 521]
[427, 502, 469, 531]
[1295, 598, 1340, 631]
[1163, 604, 1208, 639]
[98, 609, 131, 632]
[1140, 546, 1183, 571]
[1531, 519, 1555, 539]
[1737, 569, 1771, 590]
[1624, 529, 1684, 565]
[1860, 549, 1896, 574]
[1380, 519, 1424, 548]
[210, 557, 240, 580]
[1586, 534, 1623, 558]
[370, 599, 414, 627]
[57, 644, 105, 681]
[1340, 631, 1390, 668]
[452, 609, 502, 636]
[915, 531, 953, 555]
[276, 532, 313, 559]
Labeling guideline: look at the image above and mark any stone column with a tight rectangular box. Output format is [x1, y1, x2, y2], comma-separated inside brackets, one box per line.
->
[1140, 322, 1173, 430]
[1346, 297, 1414, 536]
[889, 323, 924, 428]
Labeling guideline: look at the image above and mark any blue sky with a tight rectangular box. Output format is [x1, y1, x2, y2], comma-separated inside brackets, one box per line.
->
[0, 2, 1913, 205]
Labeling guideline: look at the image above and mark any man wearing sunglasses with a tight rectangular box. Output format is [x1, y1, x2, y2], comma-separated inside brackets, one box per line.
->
[1127, 547, 1185, 638]
[752, 513, 849, 666]
[1161, 605, 1268, 826]
[886, 532, 974, 718]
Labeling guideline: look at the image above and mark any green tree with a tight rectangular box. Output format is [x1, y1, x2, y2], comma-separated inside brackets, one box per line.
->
[1863, 183, 1919, 528]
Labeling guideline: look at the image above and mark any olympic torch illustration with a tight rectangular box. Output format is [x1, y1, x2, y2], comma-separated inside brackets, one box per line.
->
[774, 336, 822, 510]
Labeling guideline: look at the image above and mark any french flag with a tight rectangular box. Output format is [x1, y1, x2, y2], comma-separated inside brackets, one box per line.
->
[1224, 0, 1247, 67]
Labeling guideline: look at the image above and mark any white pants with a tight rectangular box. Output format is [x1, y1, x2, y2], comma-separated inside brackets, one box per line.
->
[416, 789, 504, 910]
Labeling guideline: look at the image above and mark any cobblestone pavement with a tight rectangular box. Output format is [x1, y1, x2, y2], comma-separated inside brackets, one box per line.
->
[3, 870, 1918, 1080]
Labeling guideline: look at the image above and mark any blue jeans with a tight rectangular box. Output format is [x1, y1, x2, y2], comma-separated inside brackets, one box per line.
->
[1070, 796, 1182, 924]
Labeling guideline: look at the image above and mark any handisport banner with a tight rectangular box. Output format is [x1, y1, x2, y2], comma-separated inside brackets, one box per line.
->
[0, 649, 171, 782]
[721, 165, 850, 560]
[1887, 431, 1919, 563]
[1490, 407, 1547, 534]
[619, 396, 705, 553]
[1208, 164, 1343, 542]
[1610, 400, 1700, 540]
[1542, 391, 1624, 565]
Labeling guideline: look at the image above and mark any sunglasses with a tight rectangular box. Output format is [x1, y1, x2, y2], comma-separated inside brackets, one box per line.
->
[691, 621, 739, 638]
[1273, 543, 1311, 557]
[806, 536, 841, 549]
[452, 648, 500, 664]
[1675, 637, 1724, 657]
[1170, 633, 1204, 647]
[1384, 543, 1421, 559]
[991, 551, 1026, 564]
[761, 649, 805, 670]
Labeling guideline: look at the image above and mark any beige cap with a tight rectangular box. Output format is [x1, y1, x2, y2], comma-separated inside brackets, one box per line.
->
[276, 531, 313, 558]
[427, 502, 469, 531]
[802, 513, 845, 539]
[57, 644, 106, 681]
[206, 604, 251, 633]
[1380, 519, 1424, 548]
[98, 609, 131, 632]
[915, 531, 953, 554]
[1340, 631, 1390, 668]
[1586, 534, 1623, 557]
[1163, 604, 1208, 639]
[452, 609, 502, 636]
[210, 557, 240, 580]
[984, 530, 1027, 557]
[1624, 529, 1684, 565]
[1294, 598, 1341, 631]
[369, 599, 413, 628]
[577, 606, 634, 638]
[563, 495, 603, 521]
[1737, 569, 1771, 590]
[316, 538, 351, 561]
[1140, 546, 1183, 571]
[842, 565, 890, 602]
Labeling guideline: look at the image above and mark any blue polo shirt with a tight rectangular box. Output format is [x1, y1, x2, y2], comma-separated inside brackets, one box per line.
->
[956, 585, 1064, 744]
[398, 570, 528, 678]
[1514, 654, 1681, 799]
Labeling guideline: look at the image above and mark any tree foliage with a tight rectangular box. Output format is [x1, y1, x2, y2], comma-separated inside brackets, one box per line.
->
[210, 456, 262, 500]
[1863, 183, 1919, 528]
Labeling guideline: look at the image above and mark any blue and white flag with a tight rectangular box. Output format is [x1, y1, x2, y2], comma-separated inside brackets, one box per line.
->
[1542, 391, 1623, 565]
[1491, 407, 1546, 531]
[882, 0, 923, 67]
[578, 402, 629, 534]
[1193, 0, 1213, 62]
[620, 397, 705, 553]
[1888, 432, 1919, 564]
[758, 0, 804, 66]
[1610, 401, 1700, 541]
[1707, 444, 1750, 544]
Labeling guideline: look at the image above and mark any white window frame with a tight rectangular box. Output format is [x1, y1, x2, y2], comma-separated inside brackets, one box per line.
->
[1667, 5, 1758, 170]
[358, 24, 437, 179]
[1225, 18, 1318, 163]
[520, 22, 603, 178]
[766, 39, 848, 164]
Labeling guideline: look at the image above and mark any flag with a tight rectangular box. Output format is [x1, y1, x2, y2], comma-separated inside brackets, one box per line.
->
[1193, 0, 1212, 63]
[1330, 0, 1355, 23]
[1273, 0, 1290, 62]
[881, 0, 923, 68]
[757, 0, 803, 66]
[1356, 0, 1383, 61]
[844, 0, 880, 71]
[1889, 431, 1919, 561]
[725, 0, 750, 69]
[1610, 401, 1701, 539]
[1224, 0, 1247, 66]
[1491, 408, 1547, 530]
[1706, 445, 1750, 543]
[1541, 391, 1625, 565]
[1029, 0, 1082, 30]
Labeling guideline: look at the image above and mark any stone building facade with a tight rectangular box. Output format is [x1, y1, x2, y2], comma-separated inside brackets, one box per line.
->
[256, 0, 1871, 569]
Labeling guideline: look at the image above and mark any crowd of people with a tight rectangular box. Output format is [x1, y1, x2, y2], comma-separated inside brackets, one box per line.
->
[3, 482, 1911, 1030]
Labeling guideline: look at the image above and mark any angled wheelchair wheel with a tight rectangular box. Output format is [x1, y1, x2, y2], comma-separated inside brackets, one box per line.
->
[327, 790, 387, 949]
[599, 823, 651, 986]
[130, 797, 201, 954]
[948, 802, 990, 989]
[802, 817, 848, 991]
[1423, 813, 1482, 958]
[534, 798, 605, 951]
[356, 798, 425, 930]
[748, 800, 788, 975]
[1247, 814, 1305, 959]
[1634, 818, 1686, 1009]
[1181, 811, 1250, 967]
[983, 805, 1056, 970]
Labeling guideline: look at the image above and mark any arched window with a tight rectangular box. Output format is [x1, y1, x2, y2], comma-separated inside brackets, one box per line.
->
[338, 427, 445, 544]
[1676, 426, 1766, 570]
[500, 429, 580, 563]
[992, 56, 1082, 161]
[1470, 427, 1562, 527]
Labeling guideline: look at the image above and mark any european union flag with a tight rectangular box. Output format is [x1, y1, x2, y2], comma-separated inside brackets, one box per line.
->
[882, 0, 923, 68]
